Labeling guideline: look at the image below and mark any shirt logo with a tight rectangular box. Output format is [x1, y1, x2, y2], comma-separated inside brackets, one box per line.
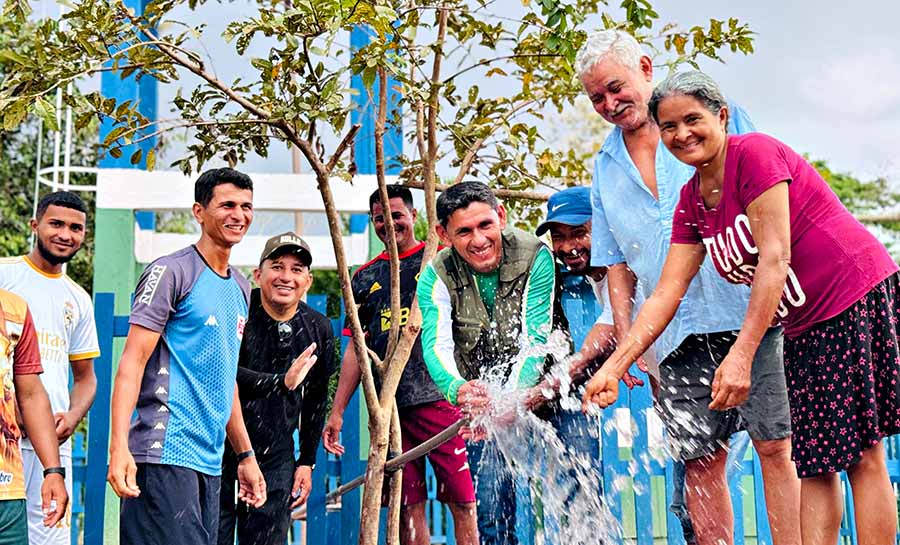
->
[138, 265, 167, 305]
[380, 307, 410, 331]
[369, 282, 382, 294]
[237, 316, 246, 340]
[204, 315, 219, 327]
[63, 301, 75, 330]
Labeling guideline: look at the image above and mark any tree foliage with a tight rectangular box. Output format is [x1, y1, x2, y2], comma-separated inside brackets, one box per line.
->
[0, 2, 758, 543]
[1, 0, 754, 202]
[0, 16, 98, 291]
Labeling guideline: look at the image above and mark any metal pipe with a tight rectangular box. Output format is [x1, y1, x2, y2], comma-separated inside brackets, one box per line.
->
[63, 83, 74, 190]
[30, 119, 44, 249]
[291, 418, 468, 520]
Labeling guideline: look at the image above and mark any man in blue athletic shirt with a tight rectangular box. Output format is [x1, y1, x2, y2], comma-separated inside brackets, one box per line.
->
[108, 168, 266, 545]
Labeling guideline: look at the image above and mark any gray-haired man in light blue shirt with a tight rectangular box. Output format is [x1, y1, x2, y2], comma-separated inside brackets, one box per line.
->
[574, 30, 801, 545]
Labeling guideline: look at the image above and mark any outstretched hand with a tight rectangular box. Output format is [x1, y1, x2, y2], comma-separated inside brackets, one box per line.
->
[322, 411, 345, 456]
[582, 367, 621, 412]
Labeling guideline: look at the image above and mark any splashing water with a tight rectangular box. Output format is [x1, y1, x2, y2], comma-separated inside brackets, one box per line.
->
[467, 332, 622, 544]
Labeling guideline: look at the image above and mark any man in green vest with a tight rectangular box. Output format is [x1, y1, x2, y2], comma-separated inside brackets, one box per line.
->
[417, 181, 556, 545]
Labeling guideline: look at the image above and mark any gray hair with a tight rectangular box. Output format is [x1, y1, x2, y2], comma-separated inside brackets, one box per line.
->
[575, 30, 643, 79]
[648, 71, 728, 124]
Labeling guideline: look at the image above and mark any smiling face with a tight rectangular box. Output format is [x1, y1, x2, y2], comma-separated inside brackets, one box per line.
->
[548, 221, 592, 274]
[371, 197, 418, 253]
[656, 94, 729, 168]
[31, 205, 86, 266]
[581, 55, 654, 131]
[193, 183, 253, 248]
[254, 252, 312, 310]
[437, 202, 507, 274]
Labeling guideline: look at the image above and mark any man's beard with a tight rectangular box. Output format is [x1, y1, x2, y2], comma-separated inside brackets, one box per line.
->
[37, 238, 77, 265]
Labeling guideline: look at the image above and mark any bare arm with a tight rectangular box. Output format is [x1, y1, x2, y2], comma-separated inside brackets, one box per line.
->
[226, 386, 267, 508]
[16, 374, 61, 473]
[322, 342, 362, 455]
[583, 243, 706, 409]
[16, 373, 67, 526]
[607, 263, 638, 344]
[107, 325, 160, 498]
[569, 322, 617, 384]
[56, 358, 96, 443]
[709, 182, 791, 410]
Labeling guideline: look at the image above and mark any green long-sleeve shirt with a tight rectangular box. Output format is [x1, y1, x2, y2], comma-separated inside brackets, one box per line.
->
[417, 246, 556, 404]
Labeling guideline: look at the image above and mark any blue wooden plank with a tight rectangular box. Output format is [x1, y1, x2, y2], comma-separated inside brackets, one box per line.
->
[600, 395, 625, 529]
[306, 445, 330, 545]
[729, 459, 744, 545]
[341, 388, 362, 545]
[751, 454, 772, 545]
[630, 379, 654, 545]
[84, 292, 116, 545]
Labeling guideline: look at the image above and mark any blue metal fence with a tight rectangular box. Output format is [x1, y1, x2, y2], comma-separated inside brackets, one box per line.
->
[73, 293, 899, 544]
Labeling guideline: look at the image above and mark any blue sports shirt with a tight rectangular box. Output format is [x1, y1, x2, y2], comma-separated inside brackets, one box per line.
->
[128, 245, 250, 475]
[589, 103, 755, 363]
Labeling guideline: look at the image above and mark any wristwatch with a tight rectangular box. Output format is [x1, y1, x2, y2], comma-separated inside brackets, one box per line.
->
[236, 449, 255, 463]
[43, 466, 66, 478]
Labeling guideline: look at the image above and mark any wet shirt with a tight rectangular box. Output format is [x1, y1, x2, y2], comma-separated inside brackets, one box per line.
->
[0, 256, 100, 456]
[0, 290, 42, 500]
[670, 133, 898, 337]
[235, 289, 336, 466]
[345, 242, 444, 408]
[590, 102, 756, 363]
[128, 246, 250, 476]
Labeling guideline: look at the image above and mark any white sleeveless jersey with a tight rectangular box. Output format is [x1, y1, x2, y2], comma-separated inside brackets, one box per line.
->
[0, 256, 100, 455]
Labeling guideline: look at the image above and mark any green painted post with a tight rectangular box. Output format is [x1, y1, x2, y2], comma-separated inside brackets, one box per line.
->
[92, 207, 139, 544]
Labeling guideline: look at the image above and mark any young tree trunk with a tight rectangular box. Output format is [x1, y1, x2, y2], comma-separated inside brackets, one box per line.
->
[358, 408, 390, 545]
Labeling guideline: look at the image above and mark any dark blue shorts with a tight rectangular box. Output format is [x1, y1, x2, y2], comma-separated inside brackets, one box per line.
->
[120, 463, 221, 545]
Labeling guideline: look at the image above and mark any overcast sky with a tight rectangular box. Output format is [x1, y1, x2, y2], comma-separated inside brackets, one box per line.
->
[646, 0, 900, 184]
[40, 0, 900, 185]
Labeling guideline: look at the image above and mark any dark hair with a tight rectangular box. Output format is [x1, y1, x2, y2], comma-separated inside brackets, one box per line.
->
[648, 70, 728, 125]
[194, 168, 253, 206]
[436, 181, 498, 227]
[368, 185, 414, 213]
[36, 191, 87, 220]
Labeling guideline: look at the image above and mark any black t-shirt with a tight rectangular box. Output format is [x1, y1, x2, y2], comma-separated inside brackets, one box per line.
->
[345, 242, 445, 408]
[233, 288, 336, 466]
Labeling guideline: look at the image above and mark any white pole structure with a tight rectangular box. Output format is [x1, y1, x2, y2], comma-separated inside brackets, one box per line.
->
[29, 119, 44, 249]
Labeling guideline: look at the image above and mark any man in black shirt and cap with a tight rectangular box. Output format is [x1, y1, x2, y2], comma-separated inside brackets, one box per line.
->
[218, 232, 336, 545]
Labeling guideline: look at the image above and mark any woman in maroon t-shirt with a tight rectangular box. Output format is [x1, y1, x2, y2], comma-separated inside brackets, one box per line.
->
[582, 70, 900, 544]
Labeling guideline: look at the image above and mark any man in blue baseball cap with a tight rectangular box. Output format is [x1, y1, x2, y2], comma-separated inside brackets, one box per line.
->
[527, 186, 624, 542]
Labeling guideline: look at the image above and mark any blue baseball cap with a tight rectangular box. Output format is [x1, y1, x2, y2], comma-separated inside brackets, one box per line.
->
[536, 186, 592, 236]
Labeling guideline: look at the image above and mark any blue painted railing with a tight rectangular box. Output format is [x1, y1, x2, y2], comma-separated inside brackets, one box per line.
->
[73, 293, 898, 544]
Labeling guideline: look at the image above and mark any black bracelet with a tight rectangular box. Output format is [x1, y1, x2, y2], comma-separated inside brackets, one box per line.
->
[43, 466, 66, 478]
[236, 449, 255, 462]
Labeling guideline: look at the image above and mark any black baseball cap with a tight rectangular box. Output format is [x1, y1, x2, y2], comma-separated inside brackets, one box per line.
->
[259, 232, 312, 267]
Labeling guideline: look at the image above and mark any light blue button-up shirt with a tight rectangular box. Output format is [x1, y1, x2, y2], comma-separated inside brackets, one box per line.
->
[589, 103, 755, 363]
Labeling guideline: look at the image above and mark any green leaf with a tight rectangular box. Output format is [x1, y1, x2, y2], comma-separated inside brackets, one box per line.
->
[130, 149, 142, 165]
[33, 97, 59, 132]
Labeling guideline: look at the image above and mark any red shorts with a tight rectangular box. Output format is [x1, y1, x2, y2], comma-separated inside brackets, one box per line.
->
[388, 400, 476, 506]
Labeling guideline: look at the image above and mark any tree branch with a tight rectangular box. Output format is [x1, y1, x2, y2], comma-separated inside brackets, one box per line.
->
[442, 54, 558, 84]
[403, 180, 549, 202]
[451, 99, 537, 185]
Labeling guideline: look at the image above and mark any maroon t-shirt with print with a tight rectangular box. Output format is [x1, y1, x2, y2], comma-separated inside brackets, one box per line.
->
[670, 132, 897, 337]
